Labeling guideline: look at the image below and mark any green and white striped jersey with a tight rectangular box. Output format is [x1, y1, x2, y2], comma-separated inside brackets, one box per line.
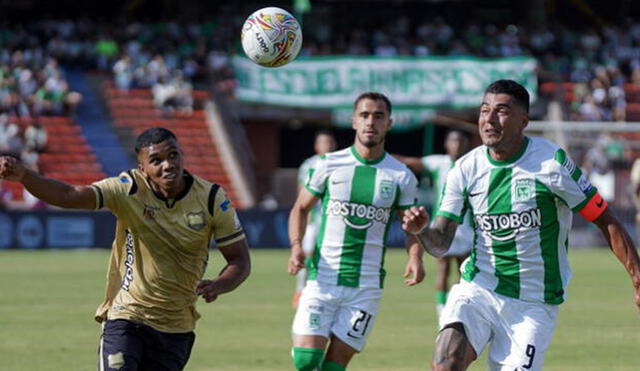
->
[305, 146, 418, 289]
[298, 154, 322, 226]
[437, 136, 598, 304]
[422, 154, 473, 254]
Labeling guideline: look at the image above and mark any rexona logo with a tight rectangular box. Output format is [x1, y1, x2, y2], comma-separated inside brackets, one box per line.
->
[474, 208, 542, 242]
[326, 199, 391, 230]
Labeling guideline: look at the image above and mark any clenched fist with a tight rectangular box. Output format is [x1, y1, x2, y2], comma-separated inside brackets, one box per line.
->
[0, 156, 26, 182]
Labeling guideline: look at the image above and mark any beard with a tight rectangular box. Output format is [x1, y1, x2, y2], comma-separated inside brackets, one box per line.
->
[357, 133, 384, 148]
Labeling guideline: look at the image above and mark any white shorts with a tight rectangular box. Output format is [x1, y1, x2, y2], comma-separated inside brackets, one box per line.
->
[440, 281, 558, 371]
[292, 281, 383, 352]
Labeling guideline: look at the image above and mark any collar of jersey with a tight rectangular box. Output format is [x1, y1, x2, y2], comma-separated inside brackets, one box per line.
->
[485, 136, 530, 166]
[350, 146, 386, 165]
[149, 171, 195, 208]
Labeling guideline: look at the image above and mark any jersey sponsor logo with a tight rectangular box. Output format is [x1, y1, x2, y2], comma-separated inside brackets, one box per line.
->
[379, 180, 395, 199]
[186, 211, 205, 231]
[326, 199, 391, 230]
[121, 231, 135, 291]
[474, 208, 542, 242]
[142, 204, 159, 220]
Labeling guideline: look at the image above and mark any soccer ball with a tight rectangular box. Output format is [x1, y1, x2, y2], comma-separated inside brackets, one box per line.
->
[241, 7, 303, 68]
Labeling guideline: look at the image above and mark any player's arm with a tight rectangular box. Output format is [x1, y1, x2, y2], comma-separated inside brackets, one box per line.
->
[196, 238, 251, 303]
[402, 206, 459, 258]
[591, 207, 640, 310]
[399, 210, 425, 286]
[0, 155, 96, 209]
[288, 187, 319, 275]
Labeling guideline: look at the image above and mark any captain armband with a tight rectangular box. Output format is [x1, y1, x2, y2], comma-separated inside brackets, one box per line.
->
[578, 192, 607, 222]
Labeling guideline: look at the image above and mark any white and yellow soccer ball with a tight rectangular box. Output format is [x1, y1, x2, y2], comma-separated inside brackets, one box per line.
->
[240, 7, 303, 68]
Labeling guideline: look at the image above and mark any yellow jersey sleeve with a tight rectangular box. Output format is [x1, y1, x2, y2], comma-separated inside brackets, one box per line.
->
[92, 171, 137, 214]
[211, 186, 245, 247]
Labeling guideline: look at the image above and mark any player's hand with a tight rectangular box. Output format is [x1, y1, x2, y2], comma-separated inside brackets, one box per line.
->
[0, 156, 26, 182]
[402, 206, 429, 235]
[403, 256, 425, 286]
[288, 244, 306, 275]
[196, 279, 222, 303]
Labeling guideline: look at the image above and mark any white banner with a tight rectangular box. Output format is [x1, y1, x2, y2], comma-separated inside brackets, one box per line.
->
[232, 56, 538, 109]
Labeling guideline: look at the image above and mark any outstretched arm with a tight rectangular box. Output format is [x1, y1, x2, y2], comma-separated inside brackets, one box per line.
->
[287, 187, 319, 275]
[0, 156, 96, 209]
[402, 206, 459, 258]
[592, 208, 640, 310]
[196, 238, 251, 303]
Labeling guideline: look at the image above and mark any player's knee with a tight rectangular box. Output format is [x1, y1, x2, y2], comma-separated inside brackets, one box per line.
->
[432, 323, 476, 370]
[292, 347, 324, 371]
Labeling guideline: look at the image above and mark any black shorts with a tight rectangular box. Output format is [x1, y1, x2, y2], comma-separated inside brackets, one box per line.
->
[98, 319, 195, 371]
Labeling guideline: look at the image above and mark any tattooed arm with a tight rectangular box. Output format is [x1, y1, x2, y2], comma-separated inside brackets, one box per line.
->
[402, 206, 459, 258]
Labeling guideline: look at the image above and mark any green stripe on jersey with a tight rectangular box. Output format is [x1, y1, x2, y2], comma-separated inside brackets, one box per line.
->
[338, 165, 377, 287]
[535, 180, 564, 304]
[488, 167, 520, 298]
[308, 189, 331, 281]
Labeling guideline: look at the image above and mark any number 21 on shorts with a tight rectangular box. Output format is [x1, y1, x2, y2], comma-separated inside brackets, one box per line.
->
[347, 310, 373, 339]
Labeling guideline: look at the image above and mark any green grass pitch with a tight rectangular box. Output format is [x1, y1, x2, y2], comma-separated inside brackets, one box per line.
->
[0, 247, 638, 370]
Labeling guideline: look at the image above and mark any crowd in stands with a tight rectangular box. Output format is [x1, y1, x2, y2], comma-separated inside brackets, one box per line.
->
[1, 14, 640, 209]
[4, 15, 640, 121]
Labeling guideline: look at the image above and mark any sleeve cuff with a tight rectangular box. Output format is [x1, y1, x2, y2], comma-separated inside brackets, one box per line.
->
[304, 184, 323, 198]
[436, 210, 463, 223]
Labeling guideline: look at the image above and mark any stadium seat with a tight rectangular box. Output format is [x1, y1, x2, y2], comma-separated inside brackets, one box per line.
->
[102, 83, 240, 205]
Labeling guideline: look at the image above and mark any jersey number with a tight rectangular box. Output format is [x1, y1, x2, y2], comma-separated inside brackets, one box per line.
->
[351, 310, 373, 337]
[522, 344, 536, 369]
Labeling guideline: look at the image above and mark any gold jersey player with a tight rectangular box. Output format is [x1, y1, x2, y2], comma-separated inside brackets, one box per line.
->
[0, 127, 251, 370]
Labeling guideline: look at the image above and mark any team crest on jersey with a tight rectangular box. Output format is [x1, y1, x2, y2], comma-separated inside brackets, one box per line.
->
[186, 211, 206, 231]
[379, 180, 395, 199]
[142, 204, 160, 220]
[514, 178, 534, 202]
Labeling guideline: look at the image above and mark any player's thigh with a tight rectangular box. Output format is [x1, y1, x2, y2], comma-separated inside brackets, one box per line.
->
[439, 282, 493, 357]
[292, 282, 339, 339]
[140, 329, 195, 371]
[330, 287, 383, 352]
[488, 300, 558, 371]
[99, 319, 143, 371]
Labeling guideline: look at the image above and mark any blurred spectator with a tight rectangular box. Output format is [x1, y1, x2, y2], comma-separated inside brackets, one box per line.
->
[152, 71, 193, 116]
[113, 55, 134, 90]
[0, 116, 23, 156]
[23, 121, 47, 152]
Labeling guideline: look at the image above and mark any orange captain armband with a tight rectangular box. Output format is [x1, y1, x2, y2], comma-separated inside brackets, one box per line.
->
[578, 192, 608, 222]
